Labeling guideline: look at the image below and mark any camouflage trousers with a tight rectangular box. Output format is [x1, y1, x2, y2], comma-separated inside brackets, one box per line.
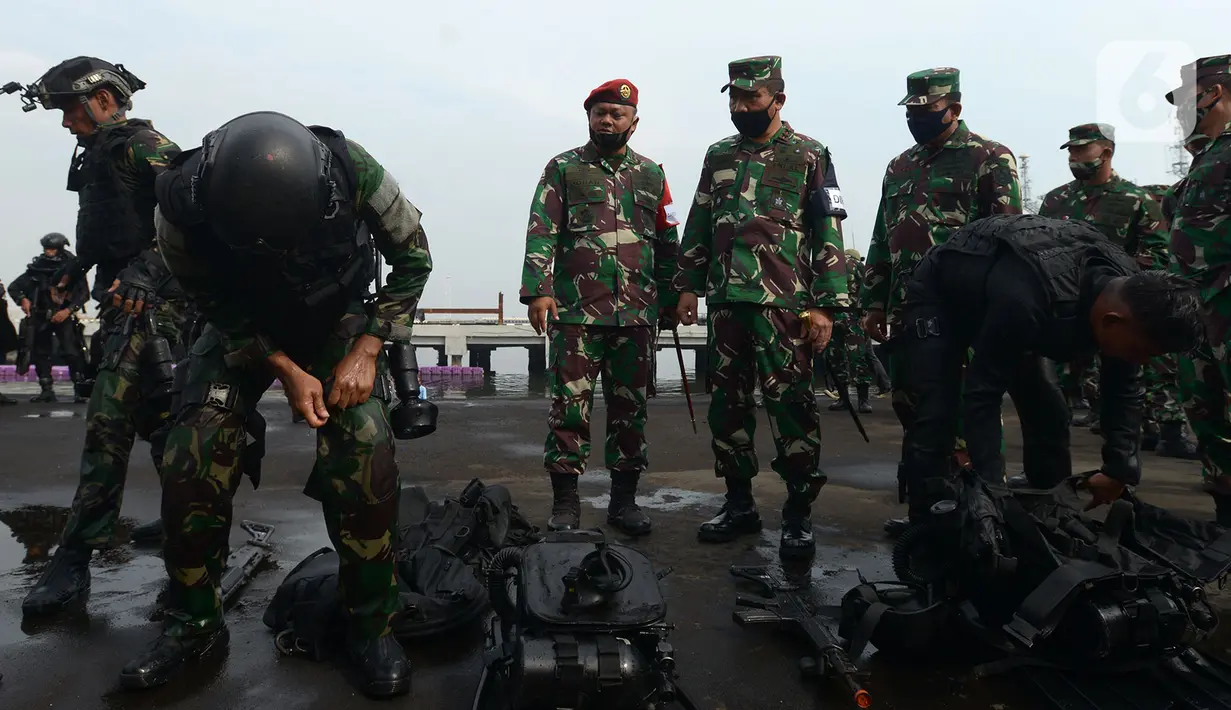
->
[1145, 354, 1186, 424]
[544, 324, 653, 476]
[59, 300, 186, 549]
[831, 318, 873, 387]
[160, 323, 399, 639]
[1177, 293, 1231, 485]
[707, 304, 822, 491]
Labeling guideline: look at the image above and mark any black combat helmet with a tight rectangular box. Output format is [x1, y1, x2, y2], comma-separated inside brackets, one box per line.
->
[193, 111, 340, 253]
[40, 232, 69, 250]
[14, 56, 144, 114]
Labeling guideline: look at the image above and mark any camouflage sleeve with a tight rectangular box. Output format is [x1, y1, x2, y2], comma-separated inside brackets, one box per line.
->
[1135, 195, 1170, 269]
[976, 146, 1023, 216]
[155, 206, 274, 364]
[672, 152, 713, 294]
[861, 175, 891, 312]
[654, 168, 681, 310]
[124, 128, 182, 180]
[1038, 188, 1061, 217]
[348, 139, 433, 343]
[519, 157, 564, 305]
[807, 149, 849, 309]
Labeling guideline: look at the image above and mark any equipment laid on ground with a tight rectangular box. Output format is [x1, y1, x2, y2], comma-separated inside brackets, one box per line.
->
[264, 479, 538, 659]
[854, 471, 1231, 675]
[474, 529, 698, 710]
[220, 520, 276, 605]
[730, 565, 871, 708]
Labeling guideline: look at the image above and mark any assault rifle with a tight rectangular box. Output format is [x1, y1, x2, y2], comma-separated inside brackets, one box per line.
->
[730, 565, 872, 708]
[221, 521, 276, 605]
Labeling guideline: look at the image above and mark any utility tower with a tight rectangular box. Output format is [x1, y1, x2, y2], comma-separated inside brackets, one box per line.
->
[1169, 119, 1191, 180]
[1020, 153, 1039, 213]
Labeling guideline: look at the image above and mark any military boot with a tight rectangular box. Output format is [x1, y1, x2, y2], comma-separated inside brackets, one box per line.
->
[22, 546, 92, 615]
[119, 626, 228, 689]
[548, 472, 580, 532]
[0, 391, 17, 405]
[856, 384, 872, 414]
[130, 518, 165, 545]
[1159, 421, 1200, 460]
[30, 377, 56, 403]
[780, 479, 824, 560]
[607, 471, 652, 536]
[347, 632, 411, 698]
[828, 390, 848, 411]
[698, 477, 762, 542]
[70, 374, 88, 404]
[1142, 420, 1160, 452]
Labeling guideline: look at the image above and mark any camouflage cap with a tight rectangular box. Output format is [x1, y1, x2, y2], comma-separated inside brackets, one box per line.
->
[898, 67, 960, 106]
[844, 248, 862, 260]
[720, 56, 782, 93]
[1060, 123, 1115, 149]
[1165, 54, 1231, 105]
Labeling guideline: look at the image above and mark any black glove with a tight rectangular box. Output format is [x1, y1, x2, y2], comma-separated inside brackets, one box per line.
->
[111, 250, 170, 311]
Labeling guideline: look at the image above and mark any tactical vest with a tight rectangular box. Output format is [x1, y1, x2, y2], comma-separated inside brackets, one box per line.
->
[158, 125, 374, 342]
[67, 119, 159, 271]
[942, 216, 1137, 355]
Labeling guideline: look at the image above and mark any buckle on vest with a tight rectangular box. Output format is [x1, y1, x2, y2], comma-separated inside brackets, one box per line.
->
[914, 317, 940, 339]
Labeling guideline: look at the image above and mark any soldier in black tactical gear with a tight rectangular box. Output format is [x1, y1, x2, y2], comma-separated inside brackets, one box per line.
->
[8, 232, 90, 403]
[8, 56, 183, 618]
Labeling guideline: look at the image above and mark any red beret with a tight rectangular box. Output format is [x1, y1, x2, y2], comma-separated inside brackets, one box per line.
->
[584, 79, 638, 110]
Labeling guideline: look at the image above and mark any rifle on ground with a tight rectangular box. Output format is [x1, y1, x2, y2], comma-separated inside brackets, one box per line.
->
[730, 565, 872, 708]
[221, 520, 276, 605]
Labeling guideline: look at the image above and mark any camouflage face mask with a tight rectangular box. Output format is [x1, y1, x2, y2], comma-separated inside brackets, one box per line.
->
[1068, 156, 1104, 180]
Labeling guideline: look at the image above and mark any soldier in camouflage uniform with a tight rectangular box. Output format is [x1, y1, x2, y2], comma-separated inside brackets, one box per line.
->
[829, 249, 873, 413]
[861, 68, 1022, 535]
[15, 57, 185, 618]
[1140, 180, 1202, 459]
[1166, 55, 1231, 524]
[121, 111, 431, 696]
[1039, 123, 1173, 439]
[674, 56, 849, 560]
[520, 79, 679, 537]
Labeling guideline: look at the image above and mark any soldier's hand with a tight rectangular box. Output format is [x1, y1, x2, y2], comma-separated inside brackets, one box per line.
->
[863, 309, 888, 343]
[20, 298, 31, 316]
[528, 296, 558, 335]
[282, 368, 330, 428]
[50, 309, 70, 325]
[676, 293, 699, 326]
[801, 308, 834, 350]
[329, 334, 381, 410]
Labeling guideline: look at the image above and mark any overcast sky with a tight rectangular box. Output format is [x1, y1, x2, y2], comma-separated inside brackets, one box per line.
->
[0, 0, 1223, 324]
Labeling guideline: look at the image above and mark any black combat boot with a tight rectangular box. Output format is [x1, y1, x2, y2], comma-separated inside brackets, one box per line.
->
[119, 626, 228, 689]
[70, 374, 88, 404]
[1142, 420, 1160, 452]
[0, 391, 17, 405]
[548, 473, 580, 532]
[828, 391, 848, 411]
[30, 377, 56, 403]
[22, 545, 91, 615]
[698, 477, 762, 542]
[607, 471, 652, 536]
[347, 632, 411, 698]
[856, 384, 872, 414]
[1159, 421, 1200, 460]
[780, 479, 824, 560]
[130, 518, 165, 545]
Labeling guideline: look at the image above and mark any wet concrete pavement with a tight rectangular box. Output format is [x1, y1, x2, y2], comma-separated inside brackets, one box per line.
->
[0, 387, 1219, 709]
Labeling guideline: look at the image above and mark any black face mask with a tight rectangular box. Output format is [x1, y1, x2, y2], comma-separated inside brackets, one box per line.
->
[906, 108, 951, 144]
[590, 126, 632, 153]
[731, 105, 775, 138]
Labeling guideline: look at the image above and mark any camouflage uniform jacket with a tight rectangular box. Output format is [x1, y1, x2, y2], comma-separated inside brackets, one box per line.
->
[861, 120, 1022, 326]
[672, 121, 849, 311]
[520, 142, 679, 327]
[1039, 172, 1169, 269]
[1170, 121, 1231, 302]
[157, 139, 433, 365]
